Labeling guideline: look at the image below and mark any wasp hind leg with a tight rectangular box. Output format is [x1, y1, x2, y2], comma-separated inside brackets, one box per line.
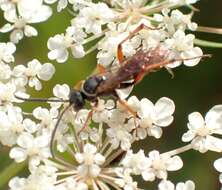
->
[117, 23, 160, 63]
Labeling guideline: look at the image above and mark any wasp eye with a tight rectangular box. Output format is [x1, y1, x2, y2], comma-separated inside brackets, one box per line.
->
[69, 90, 85, 111]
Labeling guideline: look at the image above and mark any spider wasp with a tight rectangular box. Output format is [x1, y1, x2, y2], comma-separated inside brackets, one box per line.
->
[15, 24, 210, 157]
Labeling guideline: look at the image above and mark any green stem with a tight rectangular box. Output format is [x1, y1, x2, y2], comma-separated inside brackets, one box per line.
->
[0, 161, 26, 189]
[194, 39, 222, 48]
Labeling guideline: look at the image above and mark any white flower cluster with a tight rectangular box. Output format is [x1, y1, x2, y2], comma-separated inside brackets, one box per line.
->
[1, 0, 222, 190]
[0, 41, 55, 169]
[46, 0, 202, 68]
[0, 0, 52, 43]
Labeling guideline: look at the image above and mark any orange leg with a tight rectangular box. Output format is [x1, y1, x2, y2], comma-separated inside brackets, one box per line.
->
[97, 64, 106, 74]
[118, 98, 138, 118]
[118, 98, 139, 128]
[117, 23, 160, 63]
[143, 54, 212, 73]
[78, 109, 93, 135]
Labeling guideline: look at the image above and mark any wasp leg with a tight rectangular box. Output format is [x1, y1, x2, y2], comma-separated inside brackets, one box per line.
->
[74, 80, 85, 90]
[97, 64, 106, 74]
[77, 109, 93, 135]
[117, 23, 160, 63]
[143, 54, 211, 74]
[77, 99, 99, 135]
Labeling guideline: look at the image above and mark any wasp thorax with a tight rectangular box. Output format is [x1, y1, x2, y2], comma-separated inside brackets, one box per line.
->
[69, 90, 85, 111]
[82, 76, 103, 96]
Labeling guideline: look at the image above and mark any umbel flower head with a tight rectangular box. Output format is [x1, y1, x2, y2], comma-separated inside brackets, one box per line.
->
[46, 0, 203, 68]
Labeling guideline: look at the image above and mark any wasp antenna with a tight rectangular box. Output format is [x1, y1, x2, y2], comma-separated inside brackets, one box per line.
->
[14, 94, 69, 103]
[50, 104, 72, 158]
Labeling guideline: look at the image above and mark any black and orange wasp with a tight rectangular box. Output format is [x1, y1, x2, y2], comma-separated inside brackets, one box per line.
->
[15, 24, 210, 157]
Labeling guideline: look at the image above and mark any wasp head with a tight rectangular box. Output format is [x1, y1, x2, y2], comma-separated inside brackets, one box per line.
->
[69, 90, 85, 111]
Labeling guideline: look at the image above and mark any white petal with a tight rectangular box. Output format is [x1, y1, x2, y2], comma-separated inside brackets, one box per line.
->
[166, 156, 183, 171]
[84, 143, 97, 154]
[94, 153, 105, 165]
[89, 164, 101, 177]
[214, 158, 222, 172]
[142, 170, 155, 181]
[139, 98, 154, 117]
[206, 136, 222, 152]
[155, 116, 174, 127]
[17, 133, 33, 148]
[10, 30, 24, 44]
[188, 112, 205, 129]
[182, 47, 203, 67]
[4, 9, 17, 22]
[10, 147, 27, 162]
[27, 5, 52, 23]
[158, 180, 175, 190]
[182, 131, 195, 142]
[24, 25, 38, 37]
[57, 0, 68, 12]
[148, 126, 163, 138]
[71, 44, 85, 58]
[37, 63, 55, 80]
[155, 97, 175, 118]
[115, 85, 134, 100]
[0, 23, 14, 33]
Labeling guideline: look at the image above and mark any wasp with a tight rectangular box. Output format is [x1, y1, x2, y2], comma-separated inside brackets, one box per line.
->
[15, 24, 210, 157]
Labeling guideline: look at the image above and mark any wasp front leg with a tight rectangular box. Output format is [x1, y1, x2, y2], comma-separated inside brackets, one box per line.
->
[77, 99, 99, 135]
[117, 23, 160, 63]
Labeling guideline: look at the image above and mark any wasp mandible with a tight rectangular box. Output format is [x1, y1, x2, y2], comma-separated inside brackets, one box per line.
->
[15, 23, 210, 158]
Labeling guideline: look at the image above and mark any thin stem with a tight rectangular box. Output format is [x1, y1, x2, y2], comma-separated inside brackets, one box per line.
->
[92, 179, 100, 190]
[162, 144, 192, 156]
[99, 137, 110, 154]
[103, 149, 124, 167]
[56, 170, 77, 176]
[83, 30, 107, 45]
[98, 175, 121, 190]
[85, 44, 98, 55]
[44, 159, 71, 171]
[194, 39, 222, 48]
[55, 174, 78, 185]
[197, 26, 222, 35]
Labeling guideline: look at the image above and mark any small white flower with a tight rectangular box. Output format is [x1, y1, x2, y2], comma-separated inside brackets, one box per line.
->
[75, 143, 105, 178]
[9, 165, 56, 190]
[142, 150, 183, 181]
[158, 180, 195, 190]
[107, 122, 133, 150]
[0, 106, 24, 146]
[10, 132, 50, 168]
[121, 150, 151, 175]
[0, 42, 16, 63]
[0, 63, 12, 80]
[12, 59, 55, 90]
[74, 2, 115, 35]
[115, 168, 138, 190]
[182, 105, 222, 153]
[0, 82, 16, 105]
[33, 107, 58, 129]
[47, 26, 86, 63]
[127, 96, 175, 139]
[92, 99, 115, 123]
[214, 158, 222, 173]
[0, 1, 52, 43]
